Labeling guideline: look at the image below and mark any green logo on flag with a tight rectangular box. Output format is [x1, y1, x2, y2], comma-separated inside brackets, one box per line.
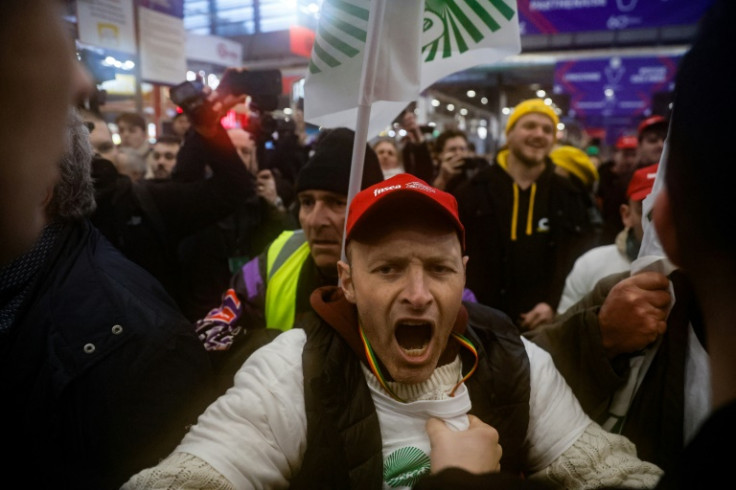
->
[423, 0, 516, 61]
[308, 0, 517, 75]
[309, 0, 369, 74]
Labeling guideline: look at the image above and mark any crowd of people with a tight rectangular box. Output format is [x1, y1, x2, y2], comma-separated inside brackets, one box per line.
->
[1, 0, 733, 488]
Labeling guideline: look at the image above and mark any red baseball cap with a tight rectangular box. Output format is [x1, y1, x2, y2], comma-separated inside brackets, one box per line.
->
[637, 115, 667, 137]
[616, 135, 638, 150]
[627, 163, 659, 201]
[345, 173, 465, 249]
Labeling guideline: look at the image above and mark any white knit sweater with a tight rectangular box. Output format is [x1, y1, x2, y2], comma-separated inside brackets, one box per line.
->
[122, 329, 662, 489]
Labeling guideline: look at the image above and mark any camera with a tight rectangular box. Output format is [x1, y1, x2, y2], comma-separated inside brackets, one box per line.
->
[246, 109, 302, 173]
[169, 79, 210, 124]
[169, 68, 282, 127]
[217, 69, 282, 102]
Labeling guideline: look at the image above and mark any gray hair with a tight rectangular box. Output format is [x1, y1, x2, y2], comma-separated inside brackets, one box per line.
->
[46, 107, 97, 221]
[117, 147, 148, 178]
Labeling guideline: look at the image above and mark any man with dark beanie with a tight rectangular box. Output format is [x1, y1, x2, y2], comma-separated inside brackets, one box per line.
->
[195, 127, 383, 391]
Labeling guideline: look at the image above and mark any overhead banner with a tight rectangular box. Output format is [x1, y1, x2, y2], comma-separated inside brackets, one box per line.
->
[138, 0, 186, 85]
[518, 0, 714, 34]
[555, 55, 679, 118]
[554, 55, 680, 140]
[186, 33, 243, 67]
[76, 0, 137, 54]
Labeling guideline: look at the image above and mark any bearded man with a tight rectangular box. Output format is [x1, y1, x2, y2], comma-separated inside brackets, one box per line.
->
[455, 99, 595, 330]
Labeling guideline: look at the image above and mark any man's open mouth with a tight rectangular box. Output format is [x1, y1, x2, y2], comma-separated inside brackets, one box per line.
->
[395, 321, 433, 356]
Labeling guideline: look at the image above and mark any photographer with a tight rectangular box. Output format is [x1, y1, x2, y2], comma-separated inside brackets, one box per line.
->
[88, 71, 255, 313]
[432, 129, 489, 196]
[175, 125, 299, 322]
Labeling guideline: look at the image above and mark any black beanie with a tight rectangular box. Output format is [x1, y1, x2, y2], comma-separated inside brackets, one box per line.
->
[295, 127, 383, 194]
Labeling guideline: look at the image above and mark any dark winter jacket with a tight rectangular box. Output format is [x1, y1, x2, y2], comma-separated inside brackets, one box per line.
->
[0, 220, 215, 489]
[90, 125, 254, 310]
[401, 139, 436, 183]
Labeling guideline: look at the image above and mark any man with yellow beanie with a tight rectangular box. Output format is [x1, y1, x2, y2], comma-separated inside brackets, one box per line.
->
[455, 99, 596, 330]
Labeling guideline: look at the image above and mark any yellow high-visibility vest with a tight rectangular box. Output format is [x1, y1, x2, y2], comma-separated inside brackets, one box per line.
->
[264, 230, 311, 330]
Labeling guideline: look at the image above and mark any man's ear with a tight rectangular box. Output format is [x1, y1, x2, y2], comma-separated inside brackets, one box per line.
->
[652, 188, 682, 266]
[42, 188, 54, 208]
[461, 255, 469, 287]
[41, 188, 54, 223]
[337, 260, 356, 304]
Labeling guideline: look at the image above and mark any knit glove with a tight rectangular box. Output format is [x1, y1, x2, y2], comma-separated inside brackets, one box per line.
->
[196, 288, 243, 351]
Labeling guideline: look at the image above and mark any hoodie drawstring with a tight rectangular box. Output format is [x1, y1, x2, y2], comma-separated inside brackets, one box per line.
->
[511, 182, 537, 241]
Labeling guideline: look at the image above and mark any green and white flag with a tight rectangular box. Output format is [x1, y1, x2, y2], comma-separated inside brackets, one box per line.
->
[304, 0, 521, 139]
[421, 0, 521, 100]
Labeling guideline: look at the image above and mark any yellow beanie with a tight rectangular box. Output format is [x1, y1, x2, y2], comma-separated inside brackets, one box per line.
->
[505, 98, 559, 135]
[550, 145, 599, 186]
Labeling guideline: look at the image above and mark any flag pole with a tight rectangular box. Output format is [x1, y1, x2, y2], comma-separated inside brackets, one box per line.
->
[340, 0, 389, 264]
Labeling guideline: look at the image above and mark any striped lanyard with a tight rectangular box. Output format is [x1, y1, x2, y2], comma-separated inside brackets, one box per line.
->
[359, 326, 479, 403]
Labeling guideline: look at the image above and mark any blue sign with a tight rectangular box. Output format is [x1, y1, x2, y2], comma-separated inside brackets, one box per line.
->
[518, 0, 714, 34]
[554, 55, 680, 141]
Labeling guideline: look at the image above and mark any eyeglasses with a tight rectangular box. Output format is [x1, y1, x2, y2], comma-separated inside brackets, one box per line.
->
[153, 152, 177, 160]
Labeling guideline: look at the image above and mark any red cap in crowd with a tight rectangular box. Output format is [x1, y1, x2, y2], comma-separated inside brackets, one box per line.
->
[627, 163, 659, 201]
[637, 115, 668, 138]
[616, 135, 638, 150]
[345, 173, 465, 249]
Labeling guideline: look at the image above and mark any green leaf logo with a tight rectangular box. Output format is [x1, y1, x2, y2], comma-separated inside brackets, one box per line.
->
[383, 446, 431, 488]
[309, 0, 518, 75]
[423, 0, 516, 61]
[309, 0, 369, 74]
